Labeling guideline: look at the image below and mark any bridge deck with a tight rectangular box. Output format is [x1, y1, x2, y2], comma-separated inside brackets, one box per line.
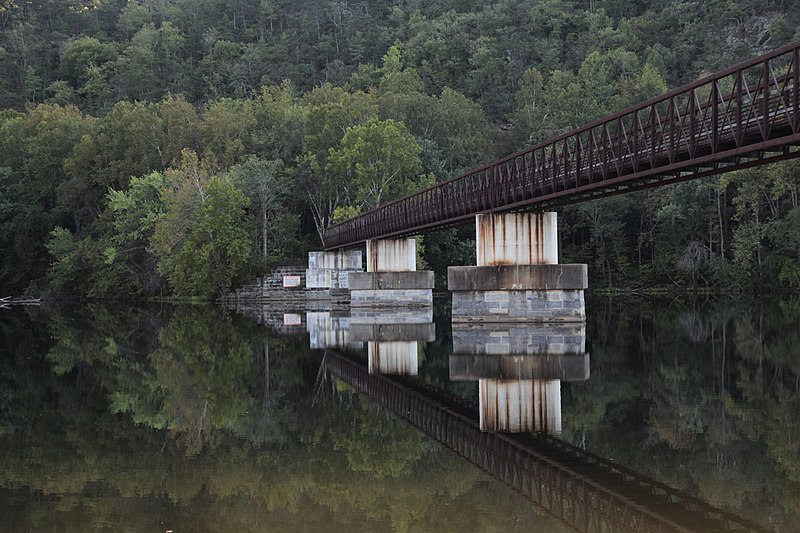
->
[324, 41, 800, 250]
[323, 349, 770, 533]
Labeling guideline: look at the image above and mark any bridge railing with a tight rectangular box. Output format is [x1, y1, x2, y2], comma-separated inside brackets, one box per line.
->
[324, 40, 800, 250]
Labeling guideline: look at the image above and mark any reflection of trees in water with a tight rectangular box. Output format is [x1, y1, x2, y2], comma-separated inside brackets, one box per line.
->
[324, 381, 428, 478]
[725, 300, 800, 485]
[52, 305, 321, 447]
[0, 304, 560, 532]
[562, 295, 800, 531]
[648, 363, 705, 449]
[145, 307, 264, 454]
[677, 311, 711, 342]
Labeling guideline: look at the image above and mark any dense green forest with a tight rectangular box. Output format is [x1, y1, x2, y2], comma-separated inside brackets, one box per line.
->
[1, 0, 799, 298]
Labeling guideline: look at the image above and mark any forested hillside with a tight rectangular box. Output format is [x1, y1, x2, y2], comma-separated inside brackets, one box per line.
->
[1, 0, 799, 298]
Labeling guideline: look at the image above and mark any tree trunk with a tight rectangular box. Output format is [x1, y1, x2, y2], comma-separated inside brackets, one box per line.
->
[263, 340, 270, 407]
[755, 211, 762, 279]
[262, 198, 268, 257]
[716, 188, 725, 256]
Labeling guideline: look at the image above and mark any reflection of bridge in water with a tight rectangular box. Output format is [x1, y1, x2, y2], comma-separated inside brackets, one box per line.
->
[322, 349, 769, 533]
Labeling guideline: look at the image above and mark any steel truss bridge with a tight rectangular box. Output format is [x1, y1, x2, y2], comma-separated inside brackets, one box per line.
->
[324, 41, 800, 250]
[322, 349, 769, 533]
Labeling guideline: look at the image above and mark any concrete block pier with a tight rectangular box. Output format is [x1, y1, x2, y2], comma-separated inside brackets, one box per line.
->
[449, 213, 587, 323]
[350, 238, 434, 308]
[306, 250, 363, 290]
[306, 308, 434, 353]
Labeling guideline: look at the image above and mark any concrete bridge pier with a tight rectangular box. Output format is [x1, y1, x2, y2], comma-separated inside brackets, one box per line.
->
[349, 238, 434, 307]
[448, 212, 587, 323]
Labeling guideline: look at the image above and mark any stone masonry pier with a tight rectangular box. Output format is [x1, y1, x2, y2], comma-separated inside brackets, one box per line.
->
[449, 213, 587, 323]
[349, 238, 434, 308]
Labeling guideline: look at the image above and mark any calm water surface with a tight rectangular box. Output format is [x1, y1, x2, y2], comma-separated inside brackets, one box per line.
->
[1, 295, 798, 532]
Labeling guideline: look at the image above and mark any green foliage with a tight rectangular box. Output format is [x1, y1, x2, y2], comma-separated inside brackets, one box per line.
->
[153, 167, 250, 298]
[97, 171, 168, 296]
[44, 227, 78, 290]
[1, 0, 800, 296]
[0, 102, 98, 291]
[332, 205, 361, 224]
[108, 172, 168, 242]
[225, 156, 297, 268]
[326, 118, 426, 209]
[60, 37, 117, 88]
[115, 22, 186, 101]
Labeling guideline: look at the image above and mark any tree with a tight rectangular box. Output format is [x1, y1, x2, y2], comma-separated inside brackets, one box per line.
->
[326, 118, 427, 210]
[102, 171, 169, 295]
[511, 67, 547, 148]
[114, 21, 187, 100]
[299, 84, 379, 242]
[199, 98, 257, 169]
[225, 157, 293, 261]
[165, 178, 250, 297]
[430, 87, 491, 173]
[64, 100, 163, 191]
[0, 104, 96, 294]
[250, 81, 305, 162]
[158, 94, 202, 166]
[44, 227, 79, 291]
[151, 151, 250, 297]
[301, 84, 378, 159]
[59, 37, 116, 89]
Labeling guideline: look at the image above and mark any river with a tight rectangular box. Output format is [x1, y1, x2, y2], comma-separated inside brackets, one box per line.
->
[1, 294, 798, 532]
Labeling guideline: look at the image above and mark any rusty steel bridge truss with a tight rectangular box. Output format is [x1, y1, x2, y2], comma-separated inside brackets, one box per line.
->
[324, 41, 800, 250]
[322, 350, 769, 533]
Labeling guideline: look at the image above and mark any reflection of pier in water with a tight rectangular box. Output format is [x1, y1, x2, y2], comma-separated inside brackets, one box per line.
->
[450, 323, 589, 435]
[323, 349, 769, 533]
[308, 309, 434, 376]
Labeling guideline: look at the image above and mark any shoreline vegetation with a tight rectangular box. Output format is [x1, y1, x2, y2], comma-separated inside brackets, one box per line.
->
[1, 1, 799, 300]
[3, 286, 796, 306]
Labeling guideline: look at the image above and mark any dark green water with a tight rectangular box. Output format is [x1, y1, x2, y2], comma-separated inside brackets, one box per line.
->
[1, 295, 799, 532]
